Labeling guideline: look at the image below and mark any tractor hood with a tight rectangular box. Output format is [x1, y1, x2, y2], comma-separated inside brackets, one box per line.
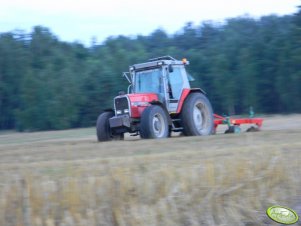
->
[127, 93, 158, 103]
[121, 93, 159, 118]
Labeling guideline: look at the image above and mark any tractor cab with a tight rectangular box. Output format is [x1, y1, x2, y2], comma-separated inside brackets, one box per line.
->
[128, 56, 191, 113]
[97, 56, 214, 141]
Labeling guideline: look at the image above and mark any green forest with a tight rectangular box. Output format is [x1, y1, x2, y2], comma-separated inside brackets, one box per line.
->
[1, 9, 301, 131]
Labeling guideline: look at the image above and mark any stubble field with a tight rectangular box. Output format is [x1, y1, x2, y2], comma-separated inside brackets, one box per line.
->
[0, 115, 301, 226]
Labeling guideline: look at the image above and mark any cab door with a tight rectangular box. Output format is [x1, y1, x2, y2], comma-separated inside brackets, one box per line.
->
[166, 66, 189, 112]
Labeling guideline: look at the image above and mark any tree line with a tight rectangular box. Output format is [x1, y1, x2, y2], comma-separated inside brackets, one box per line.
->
[1, 9, 301, 131]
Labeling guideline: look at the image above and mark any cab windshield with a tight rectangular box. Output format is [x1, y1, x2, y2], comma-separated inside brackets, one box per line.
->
[133, 68, 163, 94]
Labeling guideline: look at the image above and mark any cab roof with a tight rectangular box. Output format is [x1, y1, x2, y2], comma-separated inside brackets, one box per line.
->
[131, 56, 189, 71]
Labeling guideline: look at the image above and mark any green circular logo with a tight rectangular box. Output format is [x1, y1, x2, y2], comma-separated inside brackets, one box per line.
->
[266, 206, 299, 225]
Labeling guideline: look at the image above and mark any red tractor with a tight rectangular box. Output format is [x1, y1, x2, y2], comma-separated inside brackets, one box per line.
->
[96, 56, 214, 141]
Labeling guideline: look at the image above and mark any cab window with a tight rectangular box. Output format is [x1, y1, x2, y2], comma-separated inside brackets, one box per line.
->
[168, 66, 184, 99]
[134, 68, 163, 94]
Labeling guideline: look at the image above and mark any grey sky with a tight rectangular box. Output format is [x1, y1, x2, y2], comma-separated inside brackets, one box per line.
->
[0, 0, 300, 45]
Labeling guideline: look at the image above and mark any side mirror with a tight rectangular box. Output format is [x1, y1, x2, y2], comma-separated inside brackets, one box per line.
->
[187, 73, 195, 81]
[123, 72, 132, 84]
[168, 65, 173, 73]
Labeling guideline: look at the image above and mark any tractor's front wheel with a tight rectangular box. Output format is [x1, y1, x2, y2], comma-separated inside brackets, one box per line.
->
[140, 105, 169, 139]
[96, 112, 124, 141]
[180, 93, 214, 136]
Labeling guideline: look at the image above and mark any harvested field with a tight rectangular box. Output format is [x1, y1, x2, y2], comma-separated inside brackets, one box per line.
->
[0, 115, 300, 226]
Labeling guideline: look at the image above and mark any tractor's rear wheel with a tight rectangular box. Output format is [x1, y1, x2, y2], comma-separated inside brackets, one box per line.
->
[180, 93, 214, 136]
[96, 112, 124, 141]
[140, 105, 169, 139]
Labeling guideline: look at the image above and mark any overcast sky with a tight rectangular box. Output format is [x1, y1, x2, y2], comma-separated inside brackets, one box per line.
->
[0, 0, 300, 45]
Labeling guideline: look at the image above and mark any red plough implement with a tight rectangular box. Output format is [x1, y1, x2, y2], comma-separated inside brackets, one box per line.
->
[213, 114, 263, 134]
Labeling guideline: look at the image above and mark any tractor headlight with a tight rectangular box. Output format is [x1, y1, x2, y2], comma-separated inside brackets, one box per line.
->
[116, 110, 122, 115]
[131, 101, 150, 107]
[124, 109, 129, 113]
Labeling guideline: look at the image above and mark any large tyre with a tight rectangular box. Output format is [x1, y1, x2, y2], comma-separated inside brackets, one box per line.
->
[140, 105, 169, 139]
[180, 93, 214, 136]
[96, 112, 124, 141]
